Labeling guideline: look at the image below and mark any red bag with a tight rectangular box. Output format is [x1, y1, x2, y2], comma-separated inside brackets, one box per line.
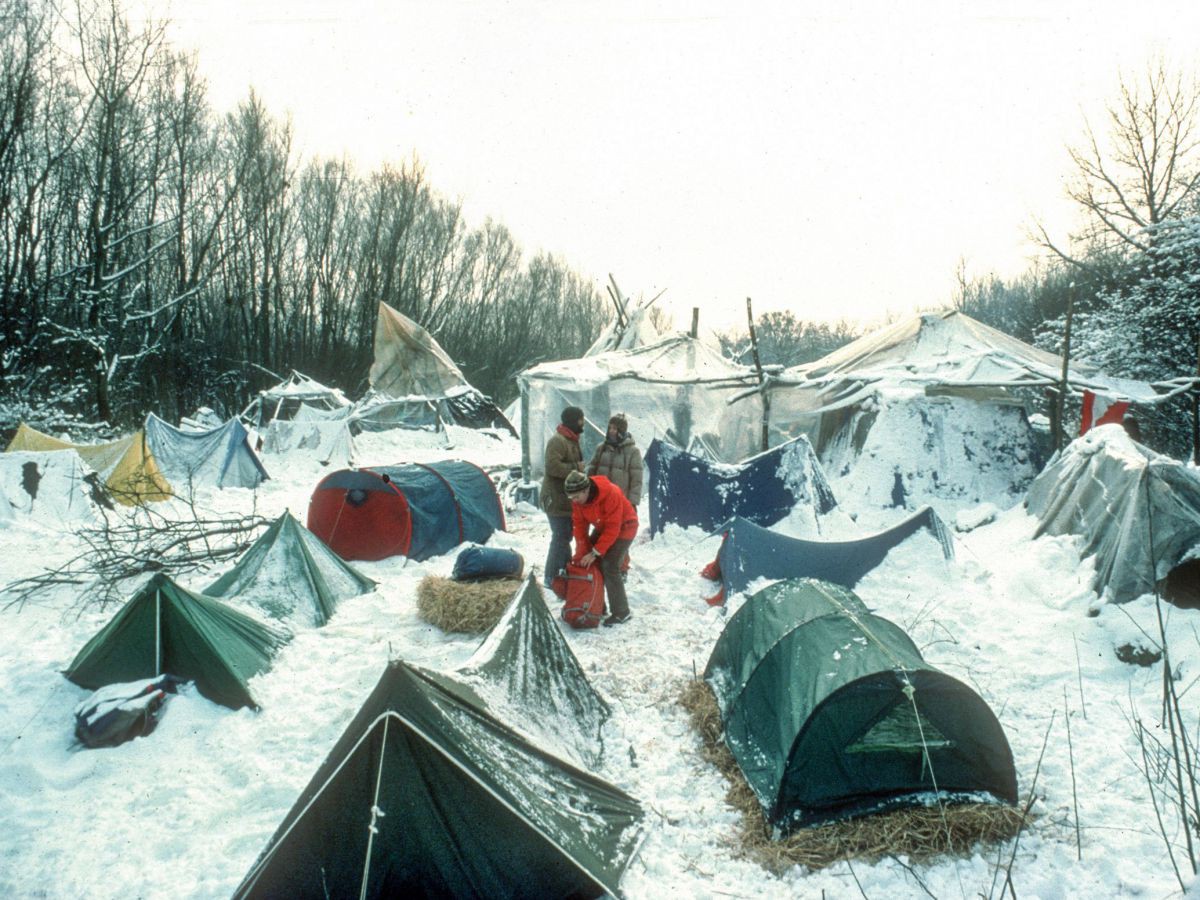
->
[553, 562, 606, 629]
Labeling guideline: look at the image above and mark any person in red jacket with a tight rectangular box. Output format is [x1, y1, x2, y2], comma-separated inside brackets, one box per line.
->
[564, 470, 637, 626]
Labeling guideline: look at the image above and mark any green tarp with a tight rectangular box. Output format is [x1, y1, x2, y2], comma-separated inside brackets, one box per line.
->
[205, 512, 375, 627]
[64, 574, 290, 710]
[437, 575, 610, 767]
[234, 659, 645, 899]
[705, 578, 1017, 829]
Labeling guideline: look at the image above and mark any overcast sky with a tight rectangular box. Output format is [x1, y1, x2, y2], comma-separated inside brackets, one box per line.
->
[157, 0, 1200, 332]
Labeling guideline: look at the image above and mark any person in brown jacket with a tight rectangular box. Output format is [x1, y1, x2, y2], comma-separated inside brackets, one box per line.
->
[540, 405, 586, 587]
[586, 413, 643, 506]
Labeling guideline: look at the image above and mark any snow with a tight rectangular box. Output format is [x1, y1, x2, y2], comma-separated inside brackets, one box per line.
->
[1, 410, 1198, 899]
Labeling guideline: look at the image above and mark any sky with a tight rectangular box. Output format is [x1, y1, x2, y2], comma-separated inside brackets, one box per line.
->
[152, 0, 1200, 332]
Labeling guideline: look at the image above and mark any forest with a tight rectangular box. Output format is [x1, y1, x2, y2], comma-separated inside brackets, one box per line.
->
[2, 0, 1199, 454]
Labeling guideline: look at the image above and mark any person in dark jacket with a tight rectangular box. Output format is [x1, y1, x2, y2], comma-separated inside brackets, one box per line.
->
[565, 470, 638, 626]
[541, 406, 586, 587]
[587, 413, 643, 506]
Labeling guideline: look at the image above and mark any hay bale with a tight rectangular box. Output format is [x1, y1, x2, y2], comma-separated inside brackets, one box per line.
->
[678, 678, 1028, 872]
[416, 575, 520, 633]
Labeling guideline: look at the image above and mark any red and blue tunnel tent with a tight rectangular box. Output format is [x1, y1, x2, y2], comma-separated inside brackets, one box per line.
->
[307, 460, 505, 562]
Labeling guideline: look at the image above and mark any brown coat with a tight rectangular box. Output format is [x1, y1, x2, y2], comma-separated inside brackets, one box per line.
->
[587, 435, 643, 505]
[541, 427, 584, 516]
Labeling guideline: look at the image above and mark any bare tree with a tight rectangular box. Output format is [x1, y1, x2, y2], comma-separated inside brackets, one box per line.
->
[1039, 60, 1200, 265]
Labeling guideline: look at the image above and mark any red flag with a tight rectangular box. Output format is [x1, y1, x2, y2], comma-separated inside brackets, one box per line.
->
[1079, 389, 1130, 436]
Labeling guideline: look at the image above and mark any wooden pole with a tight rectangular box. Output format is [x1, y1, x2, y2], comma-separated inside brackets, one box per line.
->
[691, 307, 699, 339]
[1193, 334, 1199, 465]
[746, 297, 770, 451]
[1056, 283, 1076, 453]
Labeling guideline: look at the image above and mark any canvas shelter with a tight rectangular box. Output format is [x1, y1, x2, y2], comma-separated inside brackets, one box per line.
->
[307, 460, 505, 562]
[710, 506, 954, 598]
[366, 302, 515, 433]
[5, 423, 172, 505]
[260, 416, 357, 468]
[750, 310, 1164, 513]
[142, 413, 268, 493]
[517, 333, 764, 481]
[437, 575, 610, 767]
[205, 512, 375, 628]
[645, 435, 837, 536]
[704, 578, 1018, 830]
[0, 450, 109, 524]
[64, 573, 290, 711]
[232, 659, 645, 900]
[240, 370, 350, 429]
[1026, 424, 1200, 605]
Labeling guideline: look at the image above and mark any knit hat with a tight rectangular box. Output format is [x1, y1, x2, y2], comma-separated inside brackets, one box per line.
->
[608, 413, 627, 433]
[564, 471, 591, 494]
[561, 406, 585, 426]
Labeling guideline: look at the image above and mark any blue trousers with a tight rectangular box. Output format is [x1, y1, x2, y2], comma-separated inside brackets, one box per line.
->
[544, 514, 573, 586]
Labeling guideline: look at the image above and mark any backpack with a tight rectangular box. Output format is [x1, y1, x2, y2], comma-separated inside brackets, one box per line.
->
[73, 675, 184, 749]
[553, 562, 606, 629]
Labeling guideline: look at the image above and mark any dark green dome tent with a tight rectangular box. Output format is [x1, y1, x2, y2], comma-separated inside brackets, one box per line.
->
[64, 573, 290, 710]
[205, 511, 375, 627]
[704, 578, 1017, 830]
[233, 660, 645, 900]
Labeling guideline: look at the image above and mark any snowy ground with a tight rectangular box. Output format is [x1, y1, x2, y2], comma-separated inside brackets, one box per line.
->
[0, 421, 1196, 899]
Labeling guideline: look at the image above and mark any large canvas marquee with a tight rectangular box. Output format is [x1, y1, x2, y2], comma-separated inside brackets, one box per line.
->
[517, 334, 764, 479]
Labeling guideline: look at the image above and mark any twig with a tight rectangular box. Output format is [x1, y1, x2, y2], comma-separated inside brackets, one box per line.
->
[1064, 687, 1082, 860]
[1073, 633, 1088, 720]
[999, 711, 1057, 900]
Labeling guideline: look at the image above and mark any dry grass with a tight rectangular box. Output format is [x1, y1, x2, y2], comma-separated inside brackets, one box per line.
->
[678, 678, 1027, 873]
[416, 575, 521, 633]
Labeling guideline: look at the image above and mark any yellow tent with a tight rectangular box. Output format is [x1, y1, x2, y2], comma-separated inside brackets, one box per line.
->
[5, 423, 172, 505]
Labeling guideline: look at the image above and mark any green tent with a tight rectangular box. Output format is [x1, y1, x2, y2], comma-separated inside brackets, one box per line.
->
[430, 575, 610, 767]
[233, 660, 645, 899]
[205, 512, 375, 627]
[64, 573, 291, 710]
[705, 578, 1017, 830]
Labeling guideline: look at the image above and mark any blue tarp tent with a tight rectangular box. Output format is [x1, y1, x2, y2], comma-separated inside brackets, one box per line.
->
[307, 460, 505, 562]
[645, 436, 836, 536]
[710, 506, 954, 597]
[144, 413, 268, 491]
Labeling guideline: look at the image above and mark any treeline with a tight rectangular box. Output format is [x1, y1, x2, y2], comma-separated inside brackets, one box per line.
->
[0, 0, 607, 429]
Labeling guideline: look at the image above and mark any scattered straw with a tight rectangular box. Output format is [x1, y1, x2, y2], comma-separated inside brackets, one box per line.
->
[416, 576, 520, 633]
[678, 678, 1028, 873]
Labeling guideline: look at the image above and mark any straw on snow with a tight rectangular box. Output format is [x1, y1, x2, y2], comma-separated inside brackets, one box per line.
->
[677, 679, 1026, 872]
[416, 575, 523, 633]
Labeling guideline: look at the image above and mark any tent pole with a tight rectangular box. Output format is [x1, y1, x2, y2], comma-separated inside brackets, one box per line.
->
[1055, 283, 1076, 453]
[746, 297, 771, 452]
[360, 716, 390, 900]
[690, 307, 699, 339]
[155, 592, 162, 677]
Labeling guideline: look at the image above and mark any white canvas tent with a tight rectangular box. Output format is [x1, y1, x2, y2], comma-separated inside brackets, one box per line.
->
[364, 302, 514, 433]
[517, 334, 763, 480]
[1026, 424, 1200, 606]
[751, 310, 1162, 514]
[241, 371, 350, 429]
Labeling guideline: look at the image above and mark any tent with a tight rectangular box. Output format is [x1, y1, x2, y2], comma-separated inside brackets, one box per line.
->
[205, 512, 376, 627]
[517, 333, 763, 481]
[366, 302, 515, 434]
[5, 423, 172, 505]
[704, 578, 1018, 830]
[241, 370, 350, 428]
[755, 310, 1162, 514]
[64, 573, 290, 710]
[0, 450, 109, 524]
[1025, 424, 1200, 605]
[307, 460, 505, 562]
[6, 416, 268, 504]
[645, 435, 837, 536]
[710, 506, 954, 597]
[232, 659, 645, 899]
[439, 575, 610, 766]
[142, 413, 268, 493]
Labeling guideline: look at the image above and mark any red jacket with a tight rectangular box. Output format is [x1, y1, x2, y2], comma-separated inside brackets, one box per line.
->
[572, 475, 639, 557]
